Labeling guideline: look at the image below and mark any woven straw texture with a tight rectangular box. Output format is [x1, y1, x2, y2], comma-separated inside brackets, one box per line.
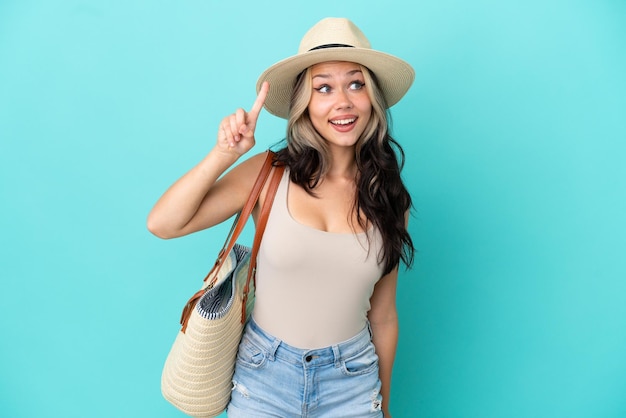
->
[161, 245, 254, 417]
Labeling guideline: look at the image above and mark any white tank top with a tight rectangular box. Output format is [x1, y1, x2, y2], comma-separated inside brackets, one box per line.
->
[253, 168, 385, 349]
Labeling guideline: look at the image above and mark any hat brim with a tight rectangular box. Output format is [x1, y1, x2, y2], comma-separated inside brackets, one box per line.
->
[256, 47, 415, 119]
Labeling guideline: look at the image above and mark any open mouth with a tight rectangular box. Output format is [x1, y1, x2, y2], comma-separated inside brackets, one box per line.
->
[329, 117, 357, 126]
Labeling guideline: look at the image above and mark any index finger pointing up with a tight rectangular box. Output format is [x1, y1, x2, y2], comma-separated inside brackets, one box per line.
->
[248, 81, 269, 122]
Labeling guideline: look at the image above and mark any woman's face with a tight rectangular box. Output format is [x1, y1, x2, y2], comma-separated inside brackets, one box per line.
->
[307, 61, 372, 150]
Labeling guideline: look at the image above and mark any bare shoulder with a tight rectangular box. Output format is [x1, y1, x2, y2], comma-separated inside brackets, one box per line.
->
[225, 151, 270, 181]
[213, 151, 272, 202]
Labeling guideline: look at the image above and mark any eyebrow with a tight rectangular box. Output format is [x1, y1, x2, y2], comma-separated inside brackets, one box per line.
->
[312, 69, 363, 80]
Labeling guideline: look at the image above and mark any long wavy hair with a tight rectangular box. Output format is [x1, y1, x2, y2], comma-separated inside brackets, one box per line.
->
[273, 65, 414, 274]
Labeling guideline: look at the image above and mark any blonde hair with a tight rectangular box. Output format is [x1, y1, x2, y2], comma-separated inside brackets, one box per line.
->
[286, 68, 329, 184]
[355, 64, 389, 168]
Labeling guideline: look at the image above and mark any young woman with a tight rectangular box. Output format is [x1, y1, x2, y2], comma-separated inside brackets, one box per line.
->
[148, 17, 415, 417]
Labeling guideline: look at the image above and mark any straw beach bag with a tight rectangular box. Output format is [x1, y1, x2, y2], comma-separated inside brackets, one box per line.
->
[161, 151, 283, 417]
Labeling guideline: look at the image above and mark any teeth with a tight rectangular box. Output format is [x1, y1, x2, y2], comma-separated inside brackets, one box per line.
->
[330, 118, 355, 125]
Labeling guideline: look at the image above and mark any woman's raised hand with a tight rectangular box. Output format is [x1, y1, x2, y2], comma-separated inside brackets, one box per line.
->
[217, 81, 269, 156]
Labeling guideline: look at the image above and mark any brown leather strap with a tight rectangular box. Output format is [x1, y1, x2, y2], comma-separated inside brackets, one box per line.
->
[203, 151, 275, 288]
[241, 161, 285, 323]
[180, 151, 281, 332]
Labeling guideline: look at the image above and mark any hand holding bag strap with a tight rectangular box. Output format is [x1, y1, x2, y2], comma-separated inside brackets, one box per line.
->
[241, 161, 285, 323]
[179, 150, 276, 331]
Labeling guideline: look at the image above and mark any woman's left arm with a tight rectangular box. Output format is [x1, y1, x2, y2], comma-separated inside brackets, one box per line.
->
[368, 267, 399, 418]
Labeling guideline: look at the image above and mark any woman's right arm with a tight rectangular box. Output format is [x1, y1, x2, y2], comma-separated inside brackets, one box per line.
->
[146, 82, 270, 239]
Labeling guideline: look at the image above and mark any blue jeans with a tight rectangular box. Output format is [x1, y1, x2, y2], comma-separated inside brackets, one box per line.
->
[227, 317, 384, 417]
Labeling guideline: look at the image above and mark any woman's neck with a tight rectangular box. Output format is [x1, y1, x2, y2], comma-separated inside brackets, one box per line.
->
[325, 147, 357, 180]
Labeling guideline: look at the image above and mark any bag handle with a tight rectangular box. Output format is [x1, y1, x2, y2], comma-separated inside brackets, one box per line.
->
[242, 160, 284, 322]
[203, 150, 276, 288]
[180, 150, 283, 331]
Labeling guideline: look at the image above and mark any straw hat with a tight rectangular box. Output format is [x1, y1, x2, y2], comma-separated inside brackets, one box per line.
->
[257, 17, 415, 119]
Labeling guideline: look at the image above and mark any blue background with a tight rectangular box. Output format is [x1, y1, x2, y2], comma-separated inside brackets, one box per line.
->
[1, 0, 625, 417]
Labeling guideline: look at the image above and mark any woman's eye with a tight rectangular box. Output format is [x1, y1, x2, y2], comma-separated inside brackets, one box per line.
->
[349, 81, 365, 90]
[315, 85, 331, 93]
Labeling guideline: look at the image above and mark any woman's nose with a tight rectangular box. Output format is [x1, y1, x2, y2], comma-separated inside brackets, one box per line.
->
[335, 89, 353, 110]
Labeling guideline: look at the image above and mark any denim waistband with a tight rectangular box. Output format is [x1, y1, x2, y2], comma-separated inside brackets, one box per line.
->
[245, 316, 373, 369]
